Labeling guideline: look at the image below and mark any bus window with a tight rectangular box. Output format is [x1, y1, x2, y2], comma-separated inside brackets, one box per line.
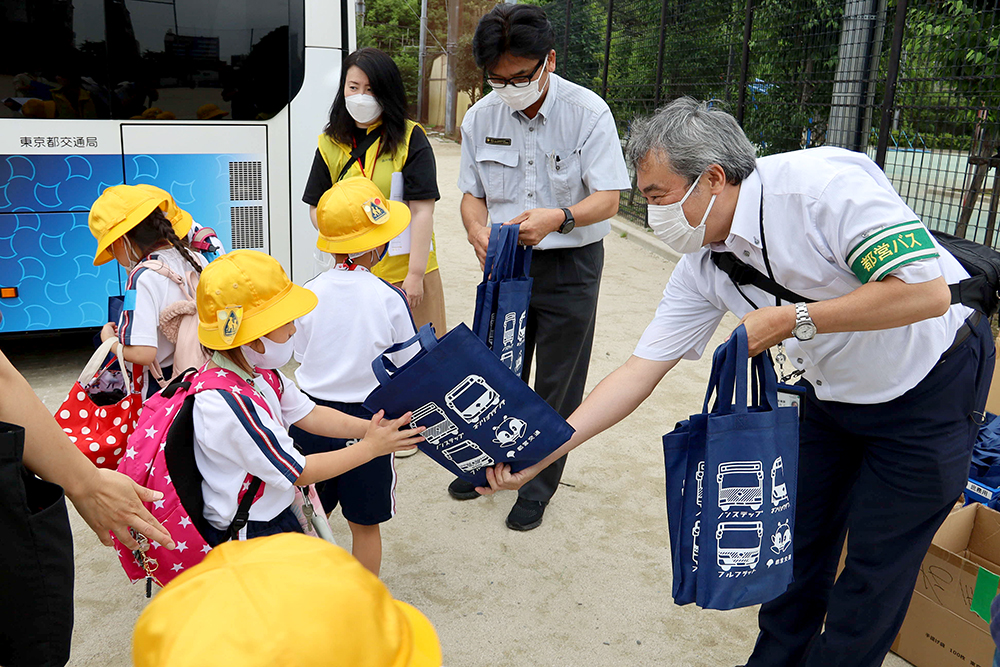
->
[0, 0, 304, 121]
[0, 0, 112, 119]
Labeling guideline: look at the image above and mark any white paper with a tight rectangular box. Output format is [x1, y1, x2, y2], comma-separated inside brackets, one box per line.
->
[387, 171, 411, 256]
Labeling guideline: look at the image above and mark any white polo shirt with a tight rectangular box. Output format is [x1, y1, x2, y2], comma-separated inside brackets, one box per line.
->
[634, 147, 972, 404]
[118, 247, 208, 368]
[193, 369, 314, 529]
[293, 265, 418, 403]
[457, 73, 632, 250]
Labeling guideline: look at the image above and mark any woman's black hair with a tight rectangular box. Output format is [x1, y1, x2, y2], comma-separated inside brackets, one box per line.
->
[125, 208, 203, 274]
[324, 47, 409, 160]
[472, 4, 555, 72]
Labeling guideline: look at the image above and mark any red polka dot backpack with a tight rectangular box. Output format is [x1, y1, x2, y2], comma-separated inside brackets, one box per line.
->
[55, 336, 143, 469]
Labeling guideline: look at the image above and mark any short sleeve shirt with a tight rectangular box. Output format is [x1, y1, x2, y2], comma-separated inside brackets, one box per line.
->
[301, 124, 440, 205]
[457, 73, 631, 250]
[293, 266, 418, 403]
[118, 247, 208, 368]
[193, 369, 314, 529]
[633, 147, 972, 404]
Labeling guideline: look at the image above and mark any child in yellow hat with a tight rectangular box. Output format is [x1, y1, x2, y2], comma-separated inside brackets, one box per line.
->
[133, 533, 442, 667]
[88, 185, 209, 399]
[134, 183, 225, 260]
[289, 176, 416, 575]
[192, 249, 423, 545]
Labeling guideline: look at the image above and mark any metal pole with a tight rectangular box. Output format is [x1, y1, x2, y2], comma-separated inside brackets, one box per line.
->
[874, 0, 908, 168]
[601, 0, 614, 98]
[736, 0, 755, 126]
[653, 0, 669, 108]
[445, 0, 460, 135]
[417, 0, 428, 124]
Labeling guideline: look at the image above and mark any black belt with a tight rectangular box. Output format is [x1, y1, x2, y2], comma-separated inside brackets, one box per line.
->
[941, 310, 983, 359]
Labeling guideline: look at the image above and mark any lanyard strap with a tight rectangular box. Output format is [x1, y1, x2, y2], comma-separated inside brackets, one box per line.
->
[348, 133, 382, 180]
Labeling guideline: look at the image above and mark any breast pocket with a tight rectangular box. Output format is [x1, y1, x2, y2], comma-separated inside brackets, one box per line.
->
[548, 148, 583, 208]
[475, 146, 520, 206]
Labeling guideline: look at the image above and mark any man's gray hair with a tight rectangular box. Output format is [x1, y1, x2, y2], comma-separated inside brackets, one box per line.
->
[626, 97, 758, 185]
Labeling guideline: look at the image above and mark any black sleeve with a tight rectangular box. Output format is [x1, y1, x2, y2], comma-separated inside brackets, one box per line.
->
[302, 149, 333, 206]
[401, 126, 441, 202]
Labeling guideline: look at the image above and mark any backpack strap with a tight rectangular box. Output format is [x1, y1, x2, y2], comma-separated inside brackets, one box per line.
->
[710, 251, 815, 305]
[190, 226, 219, 251]
[257, 368, 283, 399]
[224, 476, 263, 541]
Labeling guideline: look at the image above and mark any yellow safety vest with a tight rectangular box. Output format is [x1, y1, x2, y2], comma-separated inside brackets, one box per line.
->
[317, 120, 438, 284]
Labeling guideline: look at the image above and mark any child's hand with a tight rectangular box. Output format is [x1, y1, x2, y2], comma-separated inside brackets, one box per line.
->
[361, 411, 425, 458]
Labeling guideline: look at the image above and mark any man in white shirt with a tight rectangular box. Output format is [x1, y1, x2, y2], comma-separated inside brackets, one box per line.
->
[455, 3, 631, 531]
[480, 98, 994, 666]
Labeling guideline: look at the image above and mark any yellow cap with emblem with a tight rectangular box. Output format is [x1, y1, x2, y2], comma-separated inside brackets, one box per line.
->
[196, 250, 317, 350]
[316, 176, 411, 254]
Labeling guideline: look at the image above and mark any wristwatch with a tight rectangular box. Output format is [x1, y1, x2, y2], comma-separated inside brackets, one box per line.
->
[792, 302, 817, 341]
[558, 208, 576, 234]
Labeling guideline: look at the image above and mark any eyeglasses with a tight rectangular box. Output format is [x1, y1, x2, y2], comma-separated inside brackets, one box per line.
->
[485, 58, 546, 89]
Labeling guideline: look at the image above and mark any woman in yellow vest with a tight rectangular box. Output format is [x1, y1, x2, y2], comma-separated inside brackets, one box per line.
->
[303, 47, 445, 333]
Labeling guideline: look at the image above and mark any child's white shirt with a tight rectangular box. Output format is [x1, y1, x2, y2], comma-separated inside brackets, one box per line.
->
[293, 266, 418, 403]
[118, 247, 207, 368]
[193, 368, 314, 530]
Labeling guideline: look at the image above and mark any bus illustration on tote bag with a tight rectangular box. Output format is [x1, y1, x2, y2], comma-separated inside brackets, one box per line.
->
[365, 323, 574, 486]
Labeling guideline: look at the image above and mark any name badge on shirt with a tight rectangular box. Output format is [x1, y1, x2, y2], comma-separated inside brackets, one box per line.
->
[485, 137, 512, 146]
[776, 383, 806, 422]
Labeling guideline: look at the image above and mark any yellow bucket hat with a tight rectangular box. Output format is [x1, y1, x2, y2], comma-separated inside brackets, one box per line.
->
[316, 176, 411, 254]
[88, 185, 169, 265]
[132, 534, 443, 667]
[133, 183, 194, 239]
[197, 250, 317, 350]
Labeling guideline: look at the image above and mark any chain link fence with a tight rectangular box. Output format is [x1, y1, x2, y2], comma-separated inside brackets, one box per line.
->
[533, 0, 1000, 246]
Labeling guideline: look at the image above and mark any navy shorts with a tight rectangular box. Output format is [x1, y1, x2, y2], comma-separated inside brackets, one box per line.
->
[288, 398, 396, 526]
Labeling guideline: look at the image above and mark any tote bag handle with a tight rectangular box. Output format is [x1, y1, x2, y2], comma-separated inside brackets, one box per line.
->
[78, 336, 132, 389]
[371, 324, 439, 386]
[709, 325, 780, 415]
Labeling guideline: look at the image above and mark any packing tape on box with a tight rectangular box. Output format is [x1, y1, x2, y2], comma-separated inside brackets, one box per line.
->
[970, 567, 1000, 622]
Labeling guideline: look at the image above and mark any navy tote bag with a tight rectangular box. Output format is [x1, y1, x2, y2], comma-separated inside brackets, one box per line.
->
[363, 323, 573, 486]
[472, 224, 532, 376]
[662, 325, 798, 611]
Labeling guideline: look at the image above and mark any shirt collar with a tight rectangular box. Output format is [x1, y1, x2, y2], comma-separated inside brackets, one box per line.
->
[211, 350, 254, 383]
[711, 169, 763, 252]
[510, 72, 559, 123]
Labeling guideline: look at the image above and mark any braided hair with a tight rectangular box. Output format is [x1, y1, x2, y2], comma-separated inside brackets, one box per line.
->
[126, 208, 204, 274]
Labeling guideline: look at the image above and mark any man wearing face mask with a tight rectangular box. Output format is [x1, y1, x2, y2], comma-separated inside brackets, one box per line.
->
[454, 4, 631, 531]
[477, 97, 994, 667]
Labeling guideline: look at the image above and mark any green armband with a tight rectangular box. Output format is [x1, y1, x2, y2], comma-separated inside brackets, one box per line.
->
[846, 221, 939, 283]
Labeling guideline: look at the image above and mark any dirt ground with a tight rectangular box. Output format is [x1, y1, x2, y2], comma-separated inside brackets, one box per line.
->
[8, 136, 911, 667]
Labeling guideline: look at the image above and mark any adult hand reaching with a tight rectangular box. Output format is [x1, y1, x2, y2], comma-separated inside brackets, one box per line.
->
[475, 460, 545, 496]
[69, 467, 175, 551]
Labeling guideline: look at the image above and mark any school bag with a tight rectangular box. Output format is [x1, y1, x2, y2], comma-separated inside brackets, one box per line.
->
[131, 259, 211, 386]
[189, 225, 223, 263]
[112, 365, 331, 595]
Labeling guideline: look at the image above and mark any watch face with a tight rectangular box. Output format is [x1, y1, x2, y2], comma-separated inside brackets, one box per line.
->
[794, 322, 817, 341]
[560, 219, 575, 234]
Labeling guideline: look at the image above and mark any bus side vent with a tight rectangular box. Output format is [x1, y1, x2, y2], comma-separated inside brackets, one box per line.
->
[231, 206, 264, 249]
[229, 161, 263, 201]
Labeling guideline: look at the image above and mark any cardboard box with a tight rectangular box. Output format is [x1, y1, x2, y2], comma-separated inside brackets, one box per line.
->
[891, 503, 1000, 667]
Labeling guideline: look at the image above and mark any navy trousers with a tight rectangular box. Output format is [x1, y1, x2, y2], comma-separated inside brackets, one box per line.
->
[747, 315, 995, 667]
[518, 241, 604, 504]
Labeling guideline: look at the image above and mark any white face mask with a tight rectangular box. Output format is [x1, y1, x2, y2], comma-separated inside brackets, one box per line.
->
[494, 69, 548, 112]
[242, 336, 295, 370]
[646, 176, 718, 254]
[120, 236, 141, 271]
[345, 93, 382, 124]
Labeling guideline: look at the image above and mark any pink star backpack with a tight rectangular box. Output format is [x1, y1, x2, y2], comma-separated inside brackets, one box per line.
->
[112, 365, 320, 595]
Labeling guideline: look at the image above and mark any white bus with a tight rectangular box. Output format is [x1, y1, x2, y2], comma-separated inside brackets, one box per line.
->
[0, 0, 353, 334]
